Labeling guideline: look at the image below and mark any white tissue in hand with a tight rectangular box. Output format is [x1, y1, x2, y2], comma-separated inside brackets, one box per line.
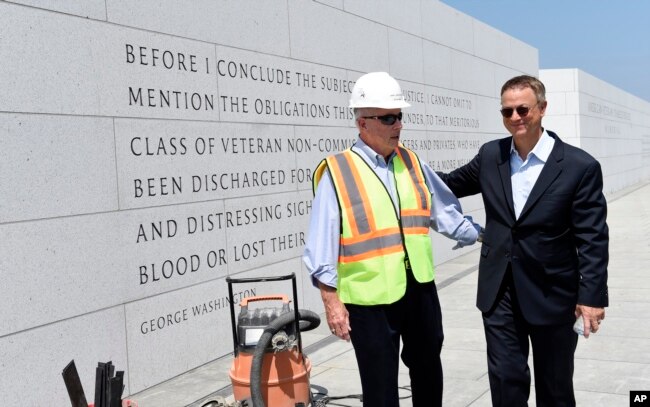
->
[573, 316, 589, 336]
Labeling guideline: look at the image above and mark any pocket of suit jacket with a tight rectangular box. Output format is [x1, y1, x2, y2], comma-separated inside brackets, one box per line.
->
[538, 228, 577, 271]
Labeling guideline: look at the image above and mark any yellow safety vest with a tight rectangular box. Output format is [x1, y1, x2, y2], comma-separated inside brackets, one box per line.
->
[313, 146, 434, 305]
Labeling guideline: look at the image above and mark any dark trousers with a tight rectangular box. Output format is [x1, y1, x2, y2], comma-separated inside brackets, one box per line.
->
[482, 272, 578, 407]
[346, 275, 444, 407]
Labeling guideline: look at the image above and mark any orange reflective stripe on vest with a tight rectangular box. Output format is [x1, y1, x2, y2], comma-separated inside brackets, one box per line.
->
[328, 152, 376, 235]
[400, 209, 430, 234]
[339, 227, 403, 262]
[396, 147, 429, 209]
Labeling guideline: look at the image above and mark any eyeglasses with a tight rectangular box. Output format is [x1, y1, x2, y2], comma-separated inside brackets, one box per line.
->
[362, 112, 403, 125]
[500, 103, 541, 118]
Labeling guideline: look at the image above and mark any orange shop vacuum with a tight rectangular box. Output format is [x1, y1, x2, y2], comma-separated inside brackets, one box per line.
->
[227, 273, 320, 407]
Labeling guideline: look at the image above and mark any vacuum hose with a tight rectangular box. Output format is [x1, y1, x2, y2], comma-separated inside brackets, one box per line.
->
[250, 310, 321, 407]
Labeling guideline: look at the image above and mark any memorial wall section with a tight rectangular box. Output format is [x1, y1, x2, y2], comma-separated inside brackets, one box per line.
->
[540, 69, 650, 195]
[0, 1, 538, 404]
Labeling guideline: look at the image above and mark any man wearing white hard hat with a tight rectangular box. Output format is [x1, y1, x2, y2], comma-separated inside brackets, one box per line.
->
[303, 72, 481, 406]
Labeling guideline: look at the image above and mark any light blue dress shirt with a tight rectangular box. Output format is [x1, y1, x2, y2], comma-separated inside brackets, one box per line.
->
[510, 130, 555, 218]
[303, 137, 481, 288]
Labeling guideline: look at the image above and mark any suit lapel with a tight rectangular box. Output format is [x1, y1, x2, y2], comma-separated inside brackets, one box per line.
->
[497, 138, 516, 220]
[518, 132, 564, 221]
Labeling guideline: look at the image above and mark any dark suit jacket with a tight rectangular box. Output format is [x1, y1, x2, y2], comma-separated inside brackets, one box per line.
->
[440, 131, 609, 325]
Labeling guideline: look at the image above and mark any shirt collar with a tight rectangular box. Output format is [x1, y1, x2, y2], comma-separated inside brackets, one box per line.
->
[353, 136, 395, 167]
[510, 129, 554, 163]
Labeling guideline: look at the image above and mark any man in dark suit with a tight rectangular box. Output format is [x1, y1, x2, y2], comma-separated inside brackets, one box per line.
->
[438, 75, 609, 407]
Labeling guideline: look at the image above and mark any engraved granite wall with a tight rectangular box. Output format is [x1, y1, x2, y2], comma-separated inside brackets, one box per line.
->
[540, 69, 650, 195]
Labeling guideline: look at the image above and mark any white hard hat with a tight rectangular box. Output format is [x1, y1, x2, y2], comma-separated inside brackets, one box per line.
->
[349, 72, 410, 109]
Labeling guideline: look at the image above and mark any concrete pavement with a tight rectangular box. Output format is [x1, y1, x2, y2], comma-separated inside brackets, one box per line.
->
[132, 181, 650, 406]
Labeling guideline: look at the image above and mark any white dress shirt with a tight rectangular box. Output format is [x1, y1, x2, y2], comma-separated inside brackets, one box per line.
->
[510, 130, 555, 218]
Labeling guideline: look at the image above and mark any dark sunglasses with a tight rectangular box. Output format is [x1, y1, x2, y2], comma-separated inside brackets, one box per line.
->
[500, 104, 537, 118]
[362, 112, 403, 125]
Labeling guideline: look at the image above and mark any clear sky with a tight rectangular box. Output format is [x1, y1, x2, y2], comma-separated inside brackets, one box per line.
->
[440, 0, 650, 102]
